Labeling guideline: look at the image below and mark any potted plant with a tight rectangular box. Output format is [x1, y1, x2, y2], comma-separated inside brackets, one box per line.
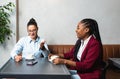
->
[0, 2, 15, 44]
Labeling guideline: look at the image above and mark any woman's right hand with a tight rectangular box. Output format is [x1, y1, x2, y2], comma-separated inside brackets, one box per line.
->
[48, 53, 54, 59]
[14, 55, 22, 62]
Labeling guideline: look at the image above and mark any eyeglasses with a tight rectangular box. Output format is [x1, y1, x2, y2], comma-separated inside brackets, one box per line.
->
[28, 29, 37, 33]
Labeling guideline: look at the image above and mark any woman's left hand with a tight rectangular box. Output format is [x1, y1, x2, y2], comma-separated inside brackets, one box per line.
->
[53, 58, 65, 65]
[40, 40, 45, 49]
[52, 58, 61, 64]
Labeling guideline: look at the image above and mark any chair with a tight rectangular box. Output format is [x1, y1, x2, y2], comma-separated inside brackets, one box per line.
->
[101, 62, 109, 79]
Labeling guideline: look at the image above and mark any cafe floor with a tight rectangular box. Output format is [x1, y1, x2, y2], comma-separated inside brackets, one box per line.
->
[106, 66, 120, 79]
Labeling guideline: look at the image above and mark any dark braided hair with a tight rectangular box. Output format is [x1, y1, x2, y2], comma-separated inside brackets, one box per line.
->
[80, 18, 102, 44]
[27, 18, 38, 29]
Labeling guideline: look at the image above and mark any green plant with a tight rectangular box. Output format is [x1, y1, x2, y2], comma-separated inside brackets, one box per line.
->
[0, 2, 15, 44]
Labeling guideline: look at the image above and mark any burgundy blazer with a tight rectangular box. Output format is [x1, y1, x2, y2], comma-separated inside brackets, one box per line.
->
[64, 36, 103, 79]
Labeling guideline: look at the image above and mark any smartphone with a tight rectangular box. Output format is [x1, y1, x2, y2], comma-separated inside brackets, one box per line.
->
[26, 60, 38, 65]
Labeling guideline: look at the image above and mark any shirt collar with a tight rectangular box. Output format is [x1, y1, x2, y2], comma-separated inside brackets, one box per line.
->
[81, 35, 92, 46]
[28, 36, 40, 43]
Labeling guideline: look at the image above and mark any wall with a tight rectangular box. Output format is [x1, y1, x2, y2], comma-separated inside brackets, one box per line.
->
[0, 0, 16, 68]
[19, 0, 120, 44]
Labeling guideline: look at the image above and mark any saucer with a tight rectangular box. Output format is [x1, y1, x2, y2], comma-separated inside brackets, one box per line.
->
[25, 54, 35, 61]
[25, 57, 35, 61]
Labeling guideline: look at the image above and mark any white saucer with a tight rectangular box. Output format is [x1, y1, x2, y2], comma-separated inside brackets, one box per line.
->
[25, 54, 34, 60]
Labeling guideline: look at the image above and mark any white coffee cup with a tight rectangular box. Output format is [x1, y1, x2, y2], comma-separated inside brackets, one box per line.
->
[49, 55, 59, 63]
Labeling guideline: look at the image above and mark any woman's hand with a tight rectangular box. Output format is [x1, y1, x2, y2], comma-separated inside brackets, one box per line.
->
[52, 58, 60, 64]
[53, 58, 65, 65]
[53, 58, 76, 67]
[40, 39, 45, 50]
[48, 53, 54, 59]
[14, 55, 22, 62]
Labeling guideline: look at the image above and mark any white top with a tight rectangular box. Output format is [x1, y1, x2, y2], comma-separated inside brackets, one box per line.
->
[77, 35, 92, 61]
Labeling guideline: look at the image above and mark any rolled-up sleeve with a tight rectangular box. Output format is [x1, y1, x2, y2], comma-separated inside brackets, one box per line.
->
[10, 38, 24, 59]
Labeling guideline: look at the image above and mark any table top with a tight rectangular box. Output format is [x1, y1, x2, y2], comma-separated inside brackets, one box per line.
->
[108, 58, 120, 68]
[0, 58, 71, 79]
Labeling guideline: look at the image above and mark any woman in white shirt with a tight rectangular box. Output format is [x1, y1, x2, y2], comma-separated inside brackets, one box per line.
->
[11, 18, 49, 62]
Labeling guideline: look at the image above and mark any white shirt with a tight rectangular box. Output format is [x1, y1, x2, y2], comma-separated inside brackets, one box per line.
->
[77, 35, 92, 61]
